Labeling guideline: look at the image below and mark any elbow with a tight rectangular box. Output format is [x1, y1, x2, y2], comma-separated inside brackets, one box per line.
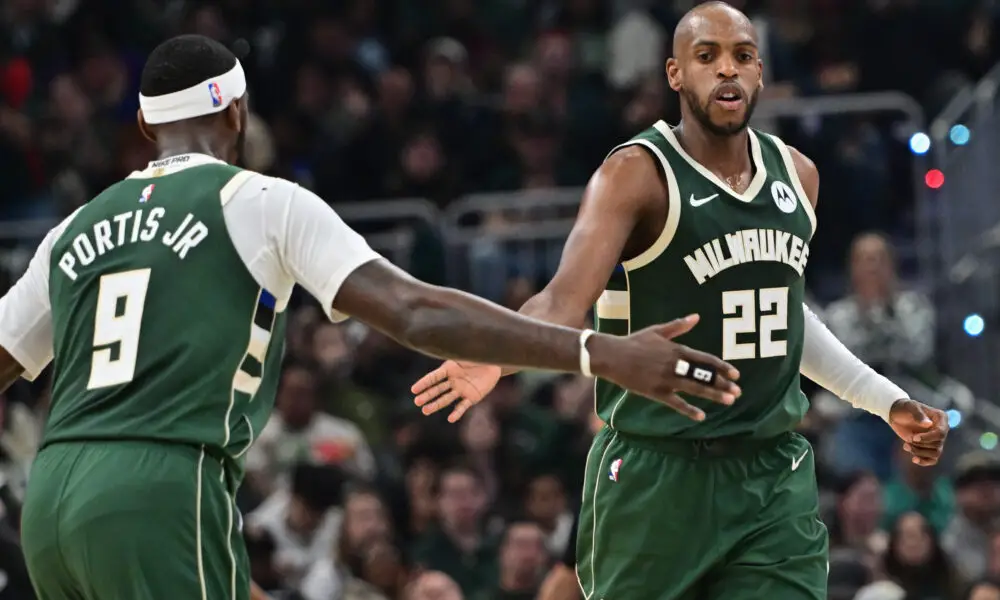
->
[391, 285, 453, 353]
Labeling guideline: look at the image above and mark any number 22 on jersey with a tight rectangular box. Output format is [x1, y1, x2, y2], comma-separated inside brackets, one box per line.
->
[88, 269, 151, 390]
[721, 287, 789, 361]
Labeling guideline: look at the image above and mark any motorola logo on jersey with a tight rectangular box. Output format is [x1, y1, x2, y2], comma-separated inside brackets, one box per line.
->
[683, 228, 810, 285]
[771, 180, 798, 214]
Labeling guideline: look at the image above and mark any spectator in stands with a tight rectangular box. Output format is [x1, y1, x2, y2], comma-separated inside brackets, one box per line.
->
[495, 521, 549, 599]
[353, 536, 408, 599]
[882, 443, 955, 535]
[965, 579, 1000, 600]
[245, 527, 304, 600]
[405, 571, 464, 600]
[411, 464, 499, 598]
[246, 361, 376, 499]
[523, 472, 573, 560]
[458, 403, 502, 508]
[300, 486, 394, 600]
[247, 463, 346, 590]
[828, 472, 888, 567]
[883, 511, 962, 600]
[310, 322, 387, 448]
[945, 454, 1000, 582]
[825, 232, 937, 480]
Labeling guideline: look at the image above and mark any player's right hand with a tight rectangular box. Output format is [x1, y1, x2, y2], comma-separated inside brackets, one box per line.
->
[412, 361, 502, 423]
[591, 314, 741, 421]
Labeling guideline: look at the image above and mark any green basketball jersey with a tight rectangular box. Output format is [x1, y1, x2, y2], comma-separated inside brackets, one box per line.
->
[595, 121, 817, 439]
[45, 156, 286, 471]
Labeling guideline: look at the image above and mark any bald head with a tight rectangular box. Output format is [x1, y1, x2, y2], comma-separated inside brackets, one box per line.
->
[665, 0, 762, 136]
[673, 1, 757, 56]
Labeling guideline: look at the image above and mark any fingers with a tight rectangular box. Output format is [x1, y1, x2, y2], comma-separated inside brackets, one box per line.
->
[420, 389, 463, 416]
[912, 426, 947, 445]
[679, 347, 741, 382]
[655, 314, 700, 340]
[903, 442, 942, 466]
[672, 376, 739, 406]
[414, 381, 452, 408]
[654, 393, 706, 421]
[448, 398, 477, 423]
[411, 365, 450, 395]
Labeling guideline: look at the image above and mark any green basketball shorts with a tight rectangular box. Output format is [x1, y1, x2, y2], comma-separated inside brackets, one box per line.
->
[576, 426, 828, 600]
[22, 440, 249, 600]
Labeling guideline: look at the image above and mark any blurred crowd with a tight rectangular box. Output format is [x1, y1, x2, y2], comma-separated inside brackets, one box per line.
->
[1, 0, 1000, 599]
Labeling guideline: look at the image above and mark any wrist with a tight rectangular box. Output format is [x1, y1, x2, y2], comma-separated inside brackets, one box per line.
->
[584, 333, 617, 380]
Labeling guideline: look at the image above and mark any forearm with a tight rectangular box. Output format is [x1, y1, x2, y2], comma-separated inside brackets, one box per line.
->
[333, 260, 602, 375]
[500, 291, 591, 376]
[398, 287, 600, 374]
[800, 304, 905, 421]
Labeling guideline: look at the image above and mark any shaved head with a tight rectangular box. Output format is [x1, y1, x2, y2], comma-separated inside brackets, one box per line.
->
[666, 1, 762, 137]
[673, 1, 757, 56]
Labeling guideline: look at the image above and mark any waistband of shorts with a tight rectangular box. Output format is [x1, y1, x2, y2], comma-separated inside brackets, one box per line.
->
[41, 437, 232, 467]
[611, 429, 793, 458]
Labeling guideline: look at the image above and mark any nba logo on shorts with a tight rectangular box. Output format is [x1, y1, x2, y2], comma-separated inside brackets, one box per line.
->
[208, 82, 223, 107]
[608, 458, 622, 482]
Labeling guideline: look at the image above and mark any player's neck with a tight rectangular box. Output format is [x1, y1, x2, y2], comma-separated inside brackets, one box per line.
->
[674, 119, 750, 174]
[154, 130, 230, 163]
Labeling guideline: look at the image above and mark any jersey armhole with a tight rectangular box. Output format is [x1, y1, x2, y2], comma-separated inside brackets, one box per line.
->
[766, 134, 818, 237]
[609, 140, 683, 272]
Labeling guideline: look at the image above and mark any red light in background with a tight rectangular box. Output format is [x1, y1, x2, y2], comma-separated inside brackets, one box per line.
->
[925, 169, 945, 189]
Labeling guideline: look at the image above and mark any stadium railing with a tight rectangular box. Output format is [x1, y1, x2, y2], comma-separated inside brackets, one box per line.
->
[929, 61, 1000, 408]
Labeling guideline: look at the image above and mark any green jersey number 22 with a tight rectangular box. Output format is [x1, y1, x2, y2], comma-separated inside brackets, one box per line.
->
[87, 268, 151, 390]
[721, 286, 789, 361]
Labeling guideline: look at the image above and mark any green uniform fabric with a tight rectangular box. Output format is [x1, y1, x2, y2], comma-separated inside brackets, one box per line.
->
[23, 440, 248, 600]
[594, 122, 815, 440]
[23, 159, 286, 599]
[45, 161, 286, 468]
[580, 122, 825, 599]
[577, 426, 827, 600]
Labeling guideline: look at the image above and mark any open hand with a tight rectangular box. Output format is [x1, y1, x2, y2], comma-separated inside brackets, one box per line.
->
[888, 399, 950, 466]
[412, 361, 502, 423]
[591, 314, 741, 421]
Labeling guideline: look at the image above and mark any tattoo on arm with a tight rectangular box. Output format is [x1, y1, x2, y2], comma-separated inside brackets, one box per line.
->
[332, 260, 585, 372]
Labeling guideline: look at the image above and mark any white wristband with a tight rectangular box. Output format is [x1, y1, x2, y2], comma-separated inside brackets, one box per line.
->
[579, 329, 596, 378]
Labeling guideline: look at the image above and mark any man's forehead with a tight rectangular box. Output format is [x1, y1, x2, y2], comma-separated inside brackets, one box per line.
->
[673, 9, 758, 53]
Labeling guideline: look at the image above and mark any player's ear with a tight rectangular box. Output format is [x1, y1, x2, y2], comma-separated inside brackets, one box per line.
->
[137, 109, 156, 143]
[757, 59, 764, 90]
[225, 98, 242, 133]
[666, 58, 682, 92]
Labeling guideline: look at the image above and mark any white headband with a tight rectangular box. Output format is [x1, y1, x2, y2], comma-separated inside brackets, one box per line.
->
[139, 60, 247, 124]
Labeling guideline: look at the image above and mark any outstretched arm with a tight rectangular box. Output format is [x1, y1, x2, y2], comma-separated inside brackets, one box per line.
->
[332, 258, 602, 372]
[788, 146, 949, 465]
[271, 172, 737, 407]
[502, 145, 667, 374]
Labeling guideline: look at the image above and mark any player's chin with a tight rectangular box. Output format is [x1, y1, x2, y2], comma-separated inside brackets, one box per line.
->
[708, 115, 747, 136]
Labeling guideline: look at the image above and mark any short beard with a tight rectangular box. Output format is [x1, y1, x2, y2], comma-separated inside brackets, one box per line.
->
[682, 86, 759, 136]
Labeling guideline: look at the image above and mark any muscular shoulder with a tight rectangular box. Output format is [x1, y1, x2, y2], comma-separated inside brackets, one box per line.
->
[786, 145, 819, 209]
[598, 144, 668, 207]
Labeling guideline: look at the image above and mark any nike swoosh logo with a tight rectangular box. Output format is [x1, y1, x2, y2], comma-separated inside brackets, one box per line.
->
[689, 193, 719, 207]
[791, 448, 810, 471]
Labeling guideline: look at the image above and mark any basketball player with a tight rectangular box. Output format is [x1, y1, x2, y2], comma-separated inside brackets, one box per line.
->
[0, 36, 743, 600]
[411, 3, 950, 598]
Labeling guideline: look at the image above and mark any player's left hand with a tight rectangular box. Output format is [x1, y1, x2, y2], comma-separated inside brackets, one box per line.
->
[888, 399, 949, 467]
